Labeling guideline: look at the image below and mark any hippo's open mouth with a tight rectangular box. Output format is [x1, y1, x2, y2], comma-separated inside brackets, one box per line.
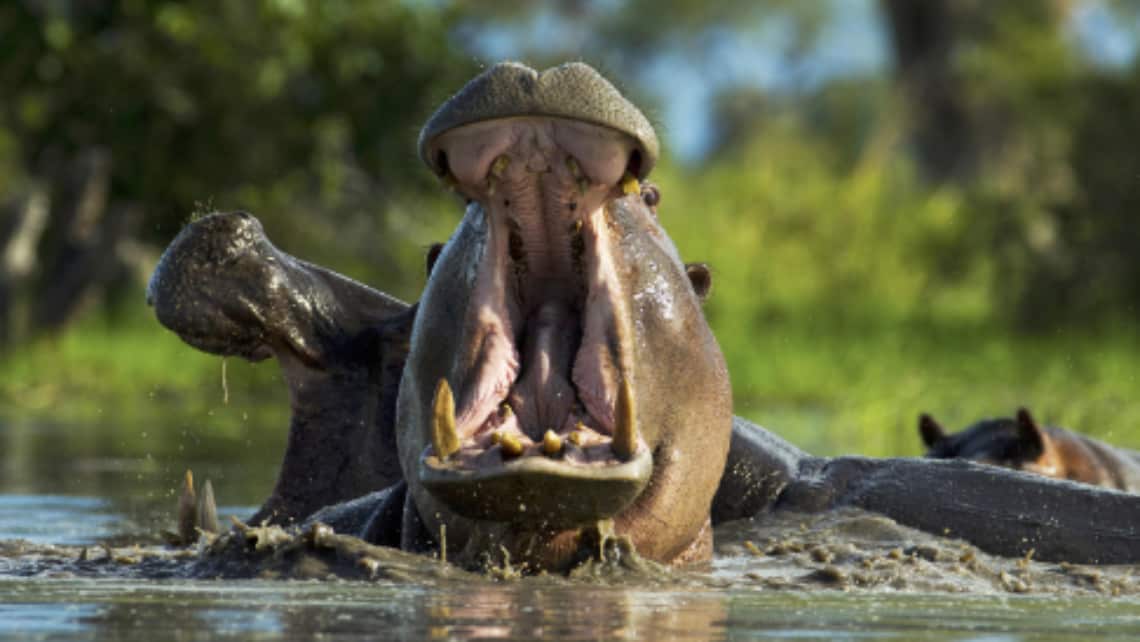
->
[416, 117, 654, 526]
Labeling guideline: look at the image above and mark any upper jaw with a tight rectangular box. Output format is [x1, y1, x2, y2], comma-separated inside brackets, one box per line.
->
[416, 116, 652, 522]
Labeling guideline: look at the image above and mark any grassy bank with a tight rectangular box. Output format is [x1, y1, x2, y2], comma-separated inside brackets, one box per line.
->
[2, 308, 289, 441]
[727, 316, 1140, 457]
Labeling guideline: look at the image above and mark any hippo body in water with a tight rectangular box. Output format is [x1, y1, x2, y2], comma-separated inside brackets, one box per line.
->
[148, 62, 1140, 571]
[920, 408, 1140, 493]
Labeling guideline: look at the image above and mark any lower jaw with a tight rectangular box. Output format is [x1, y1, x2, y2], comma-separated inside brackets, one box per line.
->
[418, 445, 652, 529]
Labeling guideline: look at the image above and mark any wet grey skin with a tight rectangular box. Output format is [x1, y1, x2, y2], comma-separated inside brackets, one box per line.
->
[148, 212, 413, 524]
[149, 62, 1140, 570]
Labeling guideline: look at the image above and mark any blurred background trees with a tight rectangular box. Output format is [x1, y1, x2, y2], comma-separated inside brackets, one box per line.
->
[0, 0, 479, 342]
[4, 0, 1140, 346]
[3, 0, 1140, 458]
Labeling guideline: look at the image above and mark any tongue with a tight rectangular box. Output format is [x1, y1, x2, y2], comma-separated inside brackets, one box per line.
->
[508, 298, 580, 438]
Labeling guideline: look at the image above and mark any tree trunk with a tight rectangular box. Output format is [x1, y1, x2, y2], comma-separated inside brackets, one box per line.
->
[880, 0, 977, 183]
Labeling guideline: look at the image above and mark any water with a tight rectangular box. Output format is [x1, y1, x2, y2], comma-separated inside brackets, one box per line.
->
[2, 415, 1139, 641]
[3, 578, 1140, 641]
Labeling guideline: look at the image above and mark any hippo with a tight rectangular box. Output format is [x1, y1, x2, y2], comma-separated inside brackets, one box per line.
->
[148, 62, 1140, 571]
[920, 408, 1140, 492]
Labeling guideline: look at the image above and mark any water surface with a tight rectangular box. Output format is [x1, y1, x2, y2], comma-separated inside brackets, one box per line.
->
[3, 577, 1140, 641]
[2, 415, 1138, 641]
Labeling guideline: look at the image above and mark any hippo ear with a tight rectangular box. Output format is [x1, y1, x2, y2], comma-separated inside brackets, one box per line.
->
[918, 413, 946, 447]
[426, 243, 444, 277]
[1015, 407, 1046, 457]
[685, 262, 712, 302]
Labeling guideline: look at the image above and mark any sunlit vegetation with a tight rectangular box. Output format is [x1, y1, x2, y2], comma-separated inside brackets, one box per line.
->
[4, 1, 1140, 460]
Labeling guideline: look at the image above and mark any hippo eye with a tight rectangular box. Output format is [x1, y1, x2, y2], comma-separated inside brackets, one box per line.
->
[685, 263, 712, 301]
[640, 183, 660, 211]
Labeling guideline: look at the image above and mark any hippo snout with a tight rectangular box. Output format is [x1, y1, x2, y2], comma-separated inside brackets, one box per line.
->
[146, 211, 281, 362]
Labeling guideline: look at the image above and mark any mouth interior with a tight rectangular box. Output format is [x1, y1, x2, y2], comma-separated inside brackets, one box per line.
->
[425, 117, 646, 471]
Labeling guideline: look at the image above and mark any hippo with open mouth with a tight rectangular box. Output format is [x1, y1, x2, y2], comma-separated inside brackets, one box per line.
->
[147, 62, 1140, 572]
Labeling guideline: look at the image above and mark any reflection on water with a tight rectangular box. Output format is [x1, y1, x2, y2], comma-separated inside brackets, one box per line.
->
[2, 579, 1140, 641]
[0, 415, 280, 543]
[2, 417, 1140, 640]
[0, 496, 115, 545]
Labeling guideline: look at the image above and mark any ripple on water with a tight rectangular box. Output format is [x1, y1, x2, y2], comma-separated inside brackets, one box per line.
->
[0, 496, 117, 546]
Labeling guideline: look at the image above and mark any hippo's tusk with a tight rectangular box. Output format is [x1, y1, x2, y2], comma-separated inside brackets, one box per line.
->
[197, 479, 220, 535]
[490, 155, 510, 179]
[431, 379, 460, 460]
[565, 156, 581, 178]
[177, 470, 197, 544]
[565, 156, 589, 195]
[487, 155, 510, 196]
[612, 378, 638, 461]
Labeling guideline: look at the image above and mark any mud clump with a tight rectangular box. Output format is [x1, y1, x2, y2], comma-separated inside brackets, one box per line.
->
[714, 508, 1140, 595]
[2, 507, 1138, 595]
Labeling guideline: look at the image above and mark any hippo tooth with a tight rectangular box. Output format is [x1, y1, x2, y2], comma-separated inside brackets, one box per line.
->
[499, 432, 524, 458]
[431, 378, 460, 460]
[499, 402, 513, 418]
[486, 155, 510, 196]
[177, 469, 197, 545]
[620, 171, 640, 196]
[490, 430, 503, 445]
[197, 479, 220, 535]
[568, 422, 585, 446]
[543, 430, 563, 456]
[565, 156, 582, 178]
[566, 158, 589, 194]
[612, 378, 638, 461]
[491, 154, 510, 178]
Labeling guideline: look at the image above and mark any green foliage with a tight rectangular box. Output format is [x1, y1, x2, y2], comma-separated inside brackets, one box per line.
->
[658, 116, 990, 328]
[650, 110, 1140, 455]
[1, 304, 287, 430]
[0, 0, 477, 293]
[4, 1, 1140, 462]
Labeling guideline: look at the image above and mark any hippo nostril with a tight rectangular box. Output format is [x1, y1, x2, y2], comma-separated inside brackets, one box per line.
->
[625, 149, 642, 180]
[426, 243, 444, 277]
[686, 263, 712, 301]
[434, 150, 450, 178]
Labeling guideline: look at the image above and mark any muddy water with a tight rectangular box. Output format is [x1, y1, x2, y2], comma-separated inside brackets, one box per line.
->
[2, 416, 1140, 641]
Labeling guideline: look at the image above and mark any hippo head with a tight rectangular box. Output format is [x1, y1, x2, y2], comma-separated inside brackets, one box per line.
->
[919, 408, 1054, 471]
[397, 63, 733, 568]
[147, 211, 412, 523]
